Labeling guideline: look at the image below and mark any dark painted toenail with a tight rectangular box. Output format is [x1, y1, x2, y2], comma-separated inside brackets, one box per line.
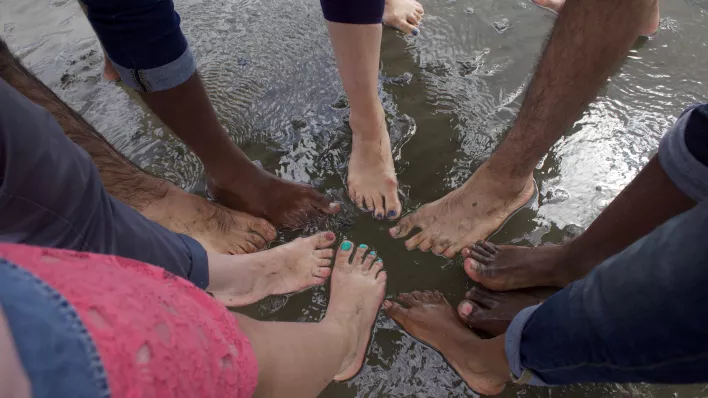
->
[388, 210, 397, 218]
[376, 213, 383, 220]
[412, 28, 420, 36]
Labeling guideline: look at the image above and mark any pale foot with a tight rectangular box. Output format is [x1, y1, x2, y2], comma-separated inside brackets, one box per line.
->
[102, 52, 121, 82]
[324, 240, 387, 380]
[140, 184, 277, 254]
[384, 291, 509, 395]
[457, 285, 557, 336]
[384, 0, 425, 36]
[209, 167, 341, 230]
[390, 165, 535, 258]
[532, 0, 660, 36]
[206, 232, 337, 307]
[347, 111, 402, 220]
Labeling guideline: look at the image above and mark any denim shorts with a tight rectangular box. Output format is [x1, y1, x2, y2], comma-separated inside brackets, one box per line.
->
[81, 0, 195, 92]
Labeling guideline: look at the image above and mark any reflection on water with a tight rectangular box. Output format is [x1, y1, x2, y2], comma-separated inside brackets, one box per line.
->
[3, 0, 708, 395]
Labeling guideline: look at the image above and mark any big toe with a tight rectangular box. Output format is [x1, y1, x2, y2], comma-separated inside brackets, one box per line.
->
[250, 218, 277, 242]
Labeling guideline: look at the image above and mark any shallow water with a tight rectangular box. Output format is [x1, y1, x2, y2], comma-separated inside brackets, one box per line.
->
[3, 0, 708, 395]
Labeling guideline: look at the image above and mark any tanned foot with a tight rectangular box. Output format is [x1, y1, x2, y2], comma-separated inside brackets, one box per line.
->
[457, 286, 557, 336]
[206, 232, 337, 307]
[384, 0, 425, 36]
[140, 183, 277, 254]
[462, 241, 581, 291]
[532, 0, 660, 36]
[384, 291, 509, 395]
[209, 168, 341, 230]
[390, 165, 535, 258]
[347, 110, 402, 221]
[102, 56, 121, 82]
[324, 240, 387, 380]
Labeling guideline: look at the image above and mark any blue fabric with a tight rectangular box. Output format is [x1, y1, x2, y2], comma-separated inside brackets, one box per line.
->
[0, 78, 209, 288]
[0, 259, 110, 398]
[320, 0, 385, 24]
[682, 104, 708, 167]
[507, 199, 708, 385]
[81, 0, 194, 91]
[659, 103, 708, 202]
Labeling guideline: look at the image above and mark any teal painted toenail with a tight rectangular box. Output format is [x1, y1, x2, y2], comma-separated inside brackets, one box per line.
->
[376, 258, 383, 263]
[359, 244, 368, 249]
[341, 242, 352, 250]
[369, 251, 376, 256]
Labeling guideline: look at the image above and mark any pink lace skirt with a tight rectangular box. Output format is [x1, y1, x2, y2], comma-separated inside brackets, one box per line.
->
[0, 243, 258, 397]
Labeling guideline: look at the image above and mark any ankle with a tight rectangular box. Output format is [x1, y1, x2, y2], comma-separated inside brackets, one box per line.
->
[348, 106, 387, 139]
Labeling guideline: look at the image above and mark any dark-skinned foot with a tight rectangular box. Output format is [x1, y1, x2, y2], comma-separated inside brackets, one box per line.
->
[384, 291, 509, 395]
[457, 286, 557, 336]
[462, 241, 582, 291]
[209, 168, 341, 230]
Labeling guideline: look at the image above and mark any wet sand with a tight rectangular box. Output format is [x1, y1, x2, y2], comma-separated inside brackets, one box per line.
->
[2, 0, 708, 395]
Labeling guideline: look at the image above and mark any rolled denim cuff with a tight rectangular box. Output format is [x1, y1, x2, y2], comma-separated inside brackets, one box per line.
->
[659, 104, 708, 202]
[505, 304, 548, 386]
[175, 233, 209, 290]
[110, 47, 196, 92]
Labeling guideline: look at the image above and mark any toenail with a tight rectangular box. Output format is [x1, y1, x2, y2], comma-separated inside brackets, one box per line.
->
[324, 231, 335, 240]
[376, 258, 383, 263]
[387, 210, 397, 218]
[369, 251, 376, 257]
[383, 301, 392, 309]
[329, 202, 338, 209]
[412, 28, 420, 36]
[376, 213, 383, 220]
[359, 244, 368, 249]
[341, 241, 352, 251]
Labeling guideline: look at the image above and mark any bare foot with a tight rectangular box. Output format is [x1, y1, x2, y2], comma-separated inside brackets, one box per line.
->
[206, 232, 337, 306]
[347, 111, 402, 221]
[457, 285, 556, 336]
[140, 183, 277, 254]
[532, 0, 660, 36]
[324, 240, 387, 380]
[390, 165, 535, 258]
[462, 241, 583, 291]
[384, 0, 425, 36]
[209, 168, 341, 230]
[103, 58, 121, 82]
[384, 291, 509, 395]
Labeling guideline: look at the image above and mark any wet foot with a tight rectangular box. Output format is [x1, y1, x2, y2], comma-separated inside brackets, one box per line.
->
[206, 232, 337, 306]
[102, 53, 121, 82]
[140, 183, 277, 255]
[462, 241, 581, 291]
[384, 291, 509, 395]
[324, 240, 387, 380]
[457, 286, 557, 336]
[347, 110, 402, 221]
[390, 165, 535, 258]
[384, 0, 425, 36]
[209, 167, 341, 230]
[532, 0, 660, 36]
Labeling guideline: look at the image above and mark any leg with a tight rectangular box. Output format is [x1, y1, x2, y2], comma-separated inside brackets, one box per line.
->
[0, 77, 208, 287]
[0, 39, 276, 255]
[533, 0, 660, 36]
[463, 104, 705, 292]
[391, 0, 656, 257]
[0, 77, 339, 306]
[387, 200, 708, 393]
[234, 240, 387, 397]
[320, 0, 403, 220]
[81, 0, 339, 228]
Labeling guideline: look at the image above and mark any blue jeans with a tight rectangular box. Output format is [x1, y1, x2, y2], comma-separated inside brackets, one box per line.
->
[0, 78, 208, 288]
[506, 104, 708, 385]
